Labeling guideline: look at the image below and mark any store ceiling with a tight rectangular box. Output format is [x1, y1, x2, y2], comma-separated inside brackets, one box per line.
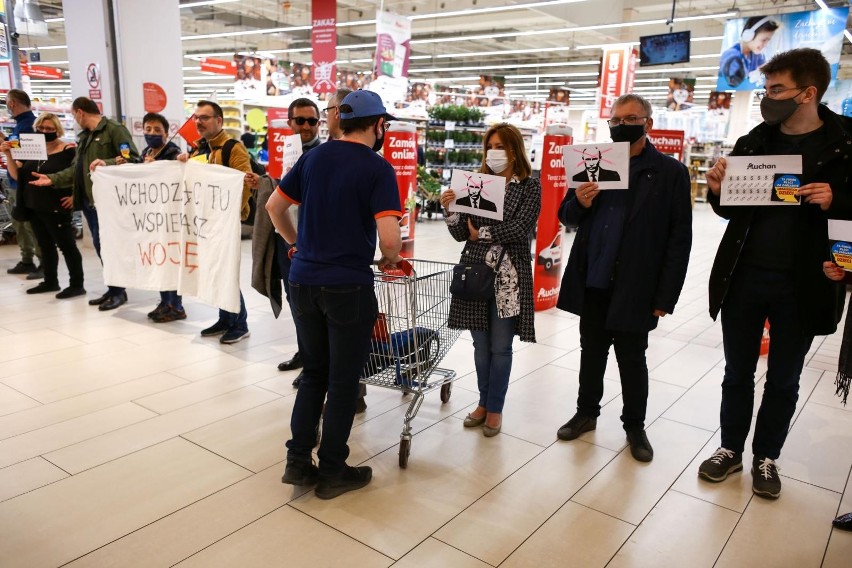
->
[15, 0, 852, 109]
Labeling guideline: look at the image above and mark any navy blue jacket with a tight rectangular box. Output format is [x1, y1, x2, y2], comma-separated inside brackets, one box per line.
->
[556, 141, 692, 332]
[6, 109, 36, 189]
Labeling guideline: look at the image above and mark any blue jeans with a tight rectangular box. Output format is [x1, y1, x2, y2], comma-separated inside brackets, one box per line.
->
[285, 283, 377, 476]
[81, 196, 125, 298]
[218, 292, 248, 333]
[159, 290, 183, 310]
[720, 265, 813, 459]
[470, 300, 516, 414]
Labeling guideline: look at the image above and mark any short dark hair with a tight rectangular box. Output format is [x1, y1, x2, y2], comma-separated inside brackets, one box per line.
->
[288, 97, 319, 119]
[332, 88, 353, 106]
[744, 16, 780, 37]
[196, 100, 223, 118]
[6, 89, 30, 108]
[339, 104, 382, 135]
[143, 112, 169, 132]
[762, 48, 831, 102]
[72, 97, 100, 115]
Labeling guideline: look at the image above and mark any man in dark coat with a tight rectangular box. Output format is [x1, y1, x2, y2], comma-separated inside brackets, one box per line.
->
[554, 94, 692, 463]
[572, 147, 621, 182]
[698, 49, 852, 500]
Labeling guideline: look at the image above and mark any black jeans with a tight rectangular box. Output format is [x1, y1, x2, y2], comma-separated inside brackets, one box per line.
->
[719, 265, 813, 459]
[29, 210, 83, 288]
[577, 287, 649, 431]
[285, 283, 377, 476]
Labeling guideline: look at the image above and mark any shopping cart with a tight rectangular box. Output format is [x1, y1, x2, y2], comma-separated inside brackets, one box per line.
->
[364, 258, 463, 468]
[0, 192, 13, 243]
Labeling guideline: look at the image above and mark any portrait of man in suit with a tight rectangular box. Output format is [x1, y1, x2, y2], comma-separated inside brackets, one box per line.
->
[572, 147, 621, 182]
[455, 176, 498, 212]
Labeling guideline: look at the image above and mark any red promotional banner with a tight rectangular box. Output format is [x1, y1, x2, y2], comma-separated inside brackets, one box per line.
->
[534, 132, 572, 311]
[383, 124, 418, 257]
[22, 64, 63, 79]
[599, 46, 637, 119]
[265, 126, 294, 180]
[200, 58, 236, 75]
[311, 0, 337, 94]
[647, 129, 685, 160]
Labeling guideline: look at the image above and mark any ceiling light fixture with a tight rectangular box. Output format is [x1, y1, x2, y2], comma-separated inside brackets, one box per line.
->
[409, 60, 599, 74]
[436, 46, 573, 59]
[180, 0, 239, 8]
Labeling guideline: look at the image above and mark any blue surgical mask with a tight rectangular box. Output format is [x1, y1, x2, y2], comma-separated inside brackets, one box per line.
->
[144, 134, 164, 148]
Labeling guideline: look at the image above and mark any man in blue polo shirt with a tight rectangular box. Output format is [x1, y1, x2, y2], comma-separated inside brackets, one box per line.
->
[266, 90, 402, 500]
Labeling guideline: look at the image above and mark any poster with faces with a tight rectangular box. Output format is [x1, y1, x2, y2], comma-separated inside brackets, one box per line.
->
[564, 142, 630, 190]
[720, 155, 802, 206]
[447, 169, 506, 221]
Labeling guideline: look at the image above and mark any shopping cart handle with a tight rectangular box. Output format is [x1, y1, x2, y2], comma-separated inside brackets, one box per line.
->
[376, 258, 414, 276]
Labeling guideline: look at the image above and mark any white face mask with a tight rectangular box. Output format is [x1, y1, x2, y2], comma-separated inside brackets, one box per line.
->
[486, 149, 510, 174]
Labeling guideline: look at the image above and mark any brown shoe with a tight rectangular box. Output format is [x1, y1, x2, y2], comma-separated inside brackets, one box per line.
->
[152, 306, 187, 323]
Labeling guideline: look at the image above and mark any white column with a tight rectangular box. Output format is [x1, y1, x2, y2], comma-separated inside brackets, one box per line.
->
[62, 0, 118, 117]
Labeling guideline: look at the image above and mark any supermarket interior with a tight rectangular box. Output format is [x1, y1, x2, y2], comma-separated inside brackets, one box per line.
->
[1, 0, 852, 567]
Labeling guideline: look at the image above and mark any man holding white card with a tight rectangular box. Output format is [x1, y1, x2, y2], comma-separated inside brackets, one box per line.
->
[701, 49, 852, 500]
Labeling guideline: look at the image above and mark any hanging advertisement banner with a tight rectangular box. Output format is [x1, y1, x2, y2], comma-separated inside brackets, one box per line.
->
[598, 46, 637, 119]
[383, 122, 418, 257]
[666, 78, 695, 111]
[647, 129, 685, 161]
[717, 7, 849, 91]
[234, 55, 262, 100]
[535, 128, 572, 310]
[21, 65, 64, 80]
[200, 58, 236, 76]
[374, 10, 411, 79]
[311, 0, 337, 94]
[265, 126, 294, 180]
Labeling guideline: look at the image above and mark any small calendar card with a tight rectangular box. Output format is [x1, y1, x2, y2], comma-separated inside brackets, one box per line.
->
[720, 155, 802, 206]
[10, 133, 47, 161]
[828, 220, 852, 272]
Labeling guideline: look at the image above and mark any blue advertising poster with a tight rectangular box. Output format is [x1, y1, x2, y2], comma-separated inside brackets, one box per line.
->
[716, 8, 849, 92]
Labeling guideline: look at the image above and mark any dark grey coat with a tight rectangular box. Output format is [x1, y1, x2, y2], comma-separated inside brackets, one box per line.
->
[446, 175, 541, 342]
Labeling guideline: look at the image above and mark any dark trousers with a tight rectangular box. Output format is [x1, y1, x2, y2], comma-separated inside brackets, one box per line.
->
[29, 211, 83, 288]
[577, 287, 649, 431]
[276, 233, 304, 357]
[217, 292, 248, 333]
[719, 265, 813, 460]
[285, 283, 377, 476]
[80, 197, 125, 297]
[159, 290, 183, 309]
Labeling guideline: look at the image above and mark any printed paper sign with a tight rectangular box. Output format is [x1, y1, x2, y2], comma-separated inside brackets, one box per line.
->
[447, 169, 506, 221]
[11, 133, 47, 161]
[91, 160, 245, 312]
[564, 142, 630, 190]
[829, 219, 852, 271]
[282, 134, 303, 176]
[720, 155, 803, 206]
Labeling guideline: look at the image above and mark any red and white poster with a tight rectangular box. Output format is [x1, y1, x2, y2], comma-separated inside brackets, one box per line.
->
[647, 129, 685, 161]
[311, 0, 337, 94]
[142, 82, 167, 113]
[598, 46, 637, 120]
[22, 64, 63, 80]
[265, 126, 294, 180]
[534, 132, 572, 310]
[200, 58, 236, 76]
[374, 10, 411, 79]
[383, 124, 418, 257]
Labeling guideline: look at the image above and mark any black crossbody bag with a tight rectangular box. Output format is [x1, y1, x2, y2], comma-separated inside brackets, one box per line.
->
[450, 247, 507, 301]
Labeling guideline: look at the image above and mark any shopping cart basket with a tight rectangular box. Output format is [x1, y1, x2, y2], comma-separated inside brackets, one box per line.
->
[364, 258, 462, 468]
[0, 194, 13, 242]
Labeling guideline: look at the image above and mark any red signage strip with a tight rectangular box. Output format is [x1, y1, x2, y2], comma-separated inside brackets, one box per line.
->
[22, 64, 64, 79]
[311, 0, 337, 94]
[200, 58, 237, 75]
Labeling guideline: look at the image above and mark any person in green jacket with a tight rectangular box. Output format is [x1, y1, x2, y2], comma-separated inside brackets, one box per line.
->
[30, 97, 139, 311]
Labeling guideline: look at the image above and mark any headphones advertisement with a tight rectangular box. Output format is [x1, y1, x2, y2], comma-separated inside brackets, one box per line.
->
[716, 7, 848, 92]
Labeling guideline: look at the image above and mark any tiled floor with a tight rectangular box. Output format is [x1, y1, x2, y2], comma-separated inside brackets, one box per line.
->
[2, 204, 852, 567]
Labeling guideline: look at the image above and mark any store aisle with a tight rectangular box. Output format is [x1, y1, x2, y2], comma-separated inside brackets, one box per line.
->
[0, 204, 851, 567]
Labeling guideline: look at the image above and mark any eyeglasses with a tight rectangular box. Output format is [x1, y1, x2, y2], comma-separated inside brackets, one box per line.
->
[193, 114, 215, 122]
[755, 86, 807, 100]
[36, 128, 57, 133]
[290, 117, 319, 126]
[606, 116, 649, 127]
[322, 106, 338, 117]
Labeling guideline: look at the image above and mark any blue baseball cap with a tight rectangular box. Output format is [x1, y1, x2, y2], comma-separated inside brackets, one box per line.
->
[339, 89, 396, 122]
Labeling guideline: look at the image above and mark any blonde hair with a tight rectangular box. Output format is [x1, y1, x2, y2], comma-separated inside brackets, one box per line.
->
[34, 113, 64, 139]
[480, 123, 531, 180]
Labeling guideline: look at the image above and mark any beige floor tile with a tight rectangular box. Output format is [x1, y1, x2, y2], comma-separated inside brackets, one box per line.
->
[650, 343, 723, 388]
[662, 370, 723, 432]
[0, 401, 158, 468]
[782, 400, 852, 493]
[609, 490, 739, 568]
[0, 372, 186, 439]
[393, 538, 490, 568]
[0, 329, 84, 363]
[824, 472, 852, 568]
[0, 457, 68, 502]
[0, 382, 40, 416]
[573, 418, 712, 525]
[44, 387, 280, 474]
[716, 476, 840, 568]
[0, 337, 137, 379]
[168, 350, 277, 382]
[0, 438, 251, 568]
[538, 322, 582, 351]
[530, 310, 580, 342]
[550, 348, 621, 380]
[805, 369, 851, 411]
[501, 501, 635, 568]
[436, 439, 616, 565]
[173, 505, 392, 568]
[645, 337, 689, 370]
[65, 464, 312, 568]
[292, 419, 543, 560]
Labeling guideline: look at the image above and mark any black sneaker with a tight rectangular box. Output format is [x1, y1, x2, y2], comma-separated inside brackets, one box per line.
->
[315, 465, 372, 500]
[752, 457, 781, 499]
[200, 320, 230, 337]
[355, 396, 367, 414]
[147, 301, 169, 319]
[26, 281, 60, 294]
[626, 429, 654, 462]
[56, 286, 86, 299]
[556, 413, 596, 441]
[698, 447, 743, 482]
[7, 261, 36, 274]
[281, 459, 319, 486]
[26, 266, 44, 280]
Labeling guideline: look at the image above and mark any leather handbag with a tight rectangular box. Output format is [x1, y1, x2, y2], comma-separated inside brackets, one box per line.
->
[450, 248, 507, 301]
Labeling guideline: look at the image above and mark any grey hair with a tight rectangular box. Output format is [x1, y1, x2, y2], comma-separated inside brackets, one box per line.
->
[332, 88, 353, 106]
[612, 94, 652, 118]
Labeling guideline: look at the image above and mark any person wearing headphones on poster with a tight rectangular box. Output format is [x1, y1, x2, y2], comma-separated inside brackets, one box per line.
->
[718, 16, 780, 90]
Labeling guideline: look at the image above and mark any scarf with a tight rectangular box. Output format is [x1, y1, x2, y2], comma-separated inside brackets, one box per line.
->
[837, 304, 852, 405]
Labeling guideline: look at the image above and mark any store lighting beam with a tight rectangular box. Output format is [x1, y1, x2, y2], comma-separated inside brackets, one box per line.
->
[436, 46, 573, 59]
[180, 0, 239, 8]
[409, 60, 599, 74]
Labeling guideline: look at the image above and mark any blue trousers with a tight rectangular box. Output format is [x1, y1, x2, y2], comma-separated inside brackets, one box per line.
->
[470, 300, 517, 413]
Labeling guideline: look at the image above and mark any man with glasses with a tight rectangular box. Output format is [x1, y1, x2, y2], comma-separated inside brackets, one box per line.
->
[555, 94, 692, 463]
[700, 48, 852, 499]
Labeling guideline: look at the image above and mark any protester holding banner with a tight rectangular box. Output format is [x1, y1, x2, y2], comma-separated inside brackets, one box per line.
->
[701, 49, 852, 500]
[1, 113, 83, 299]
[30, 96, 139, 312]
[266, 89, 402, 499]
[555, 94, 691, 463]
[440, 123, 541, 438]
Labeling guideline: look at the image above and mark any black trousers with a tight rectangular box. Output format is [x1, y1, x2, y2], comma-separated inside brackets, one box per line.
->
[28, 210, 84, 288]
[577, 287, 649, 431]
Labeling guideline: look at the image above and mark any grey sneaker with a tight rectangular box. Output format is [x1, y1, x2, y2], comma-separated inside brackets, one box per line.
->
[752, 457, 781, 499]
[698, 447, 743, 482]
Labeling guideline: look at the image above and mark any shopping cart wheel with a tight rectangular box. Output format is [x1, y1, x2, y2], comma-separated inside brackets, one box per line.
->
[399, 438, 411, 468]
[440, 382, 452, 403]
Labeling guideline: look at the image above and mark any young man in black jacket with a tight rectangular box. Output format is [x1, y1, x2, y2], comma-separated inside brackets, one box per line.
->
[700, 48, 852, 500]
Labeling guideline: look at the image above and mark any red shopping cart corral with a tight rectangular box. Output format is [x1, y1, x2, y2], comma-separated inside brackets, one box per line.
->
[364, 258, 462, 468]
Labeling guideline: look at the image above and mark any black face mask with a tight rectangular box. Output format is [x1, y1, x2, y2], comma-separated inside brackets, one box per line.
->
[372, 124, 385, 152]
[760, 94, 803, 126]
[609, 124, 646, 145]
[41, 131, 58, 142]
